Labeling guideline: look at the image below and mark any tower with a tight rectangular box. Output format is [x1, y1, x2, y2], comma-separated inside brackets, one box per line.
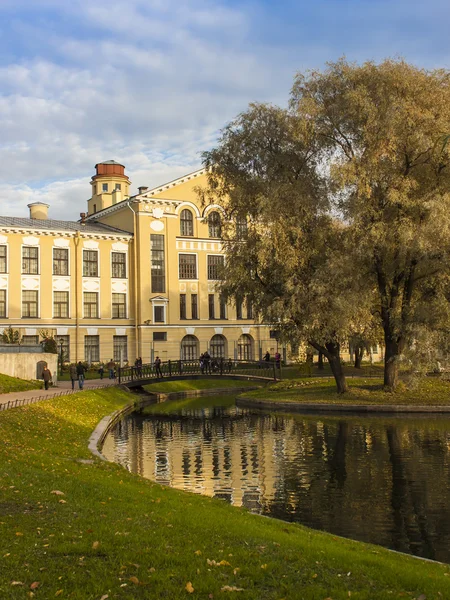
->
[87, 160, 131, 216]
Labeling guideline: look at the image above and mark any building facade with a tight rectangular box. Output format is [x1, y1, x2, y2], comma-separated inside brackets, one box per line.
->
[0, 161, 279, 365]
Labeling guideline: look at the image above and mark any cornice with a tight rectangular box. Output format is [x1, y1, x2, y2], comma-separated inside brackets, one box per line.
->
[0, 227, 132, 242]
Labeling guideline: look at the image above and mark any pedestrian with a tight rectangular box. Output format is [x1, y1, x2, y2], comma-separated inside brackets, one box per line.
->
[42, 365, 52, 390]
[227, 358, 233, 373]
[98, 364, 104, 380]
[69, 363, 77, 390]
[275, 351, 281, 369]
[107, 358, 115, 379]
[154, 356, 163, 378]
[203, 350, 211, 374]
[264, 350, 270, 362]
[76, 361, 86, 389]
[199, 353, 205, 374]
[137, 357, 143, 377]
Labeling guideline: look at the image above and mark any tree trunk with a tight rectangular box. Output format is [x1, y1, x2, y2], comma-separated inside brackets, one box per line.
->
[309, 339, 348, 393]
[318, 351, 324, 370]
[384, 337, 401, 390]
[354, 345, 363, 369]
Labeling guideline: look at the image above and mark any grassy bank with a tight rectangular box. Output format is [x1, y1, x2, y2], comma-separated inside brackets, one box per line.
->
[144, 378, 261, 393]
[0, 372, 43, 394]
[1, 388, 450, 599]
[243, 375, 450, 405]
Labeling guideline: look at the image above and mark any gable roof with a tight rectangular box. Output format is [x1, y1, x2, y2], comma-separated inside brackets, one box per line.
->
[0, 216, 132, 236]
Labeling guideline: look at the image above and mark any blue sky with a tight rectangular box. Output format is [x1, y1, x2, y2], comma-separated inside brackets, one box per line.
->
[0, 0, 448, 219]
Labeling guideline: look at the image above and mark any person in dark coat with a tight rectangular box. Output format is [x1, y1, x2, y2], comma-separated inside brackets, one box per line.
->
[154, 356, 163, 378]
[69, 363, 77, 390]
[42, 365, 52, 390]
[76, 361, 86, 389]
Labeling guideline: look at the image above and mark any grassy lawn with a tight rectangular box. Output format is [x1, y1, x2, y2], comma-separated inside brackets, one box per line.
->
[243, 375, 450, 405]
[0, 372, 43, 394]
[144, 378, 262, 393]
[1, 388, 450, 599]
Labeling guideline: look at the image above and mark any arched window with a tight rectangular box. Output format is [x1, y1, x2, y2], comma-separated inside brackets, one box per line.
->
[180, 209, 194, 236]
[208, 211, 222, 238]
[210, 334, 226, 358]
[237, 334, 253, 360]
[235, 215, 248, 239]
[181, 335, 199, 360]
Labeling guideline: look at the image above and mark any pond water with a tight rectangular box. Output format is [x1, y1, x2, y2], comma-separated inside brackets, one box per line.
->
[101, 395, 450, 563]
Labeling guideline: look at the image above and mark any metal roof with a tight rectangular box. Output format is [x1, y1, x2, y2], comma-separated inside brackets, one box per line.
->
[0, 216, 132, 236]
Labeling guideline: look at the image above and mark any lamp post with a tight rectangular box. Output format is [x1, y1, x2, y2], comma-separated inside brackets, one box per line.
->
[59, 338, 64, 377]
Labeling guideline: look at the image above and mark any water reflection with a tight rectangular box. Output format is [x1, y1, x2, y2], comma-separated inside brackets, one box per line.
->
[101, 397, 450, 563]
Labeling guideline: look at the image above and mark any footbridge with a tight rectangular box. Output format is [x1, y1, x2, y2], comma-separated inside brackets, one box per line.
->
[118, 359, 282, 389]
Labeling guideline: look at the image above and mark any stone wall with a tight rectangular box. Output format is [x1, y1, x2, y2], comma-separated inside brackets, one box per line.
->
[0, 353, 58, 382]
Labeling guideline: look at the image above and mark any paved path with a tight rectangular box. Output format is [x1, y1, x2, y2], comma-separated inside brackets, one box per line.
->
[0, 379, 118, 409]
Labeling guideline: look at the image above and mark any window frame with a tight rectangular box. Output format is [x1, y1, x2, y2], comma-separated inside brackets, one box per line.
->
[22, 290, 39, 318]
[154, 305, 165, 323]
[113, 335, 128, 363]
[22, 246, 39, 275]
[207, 254, 225, 280]
[208, 294, 215, 320]
[0, 245, 8, 274]
[112, 293, 127, 319]
[180, 293, 187, 320]
[111, 252, 127, 279]
[84, 335, 100, 363]
[53, 247, 69, 276]
[53, 291, 70, 318]
[151, 234, 165, 293]
[191, 294, 198, 320]
[83, 291, 99, 318]
[208, 211, 222, 238]
[180, 209, 194, 236]
[83, 249, 99, 278]
[178, 253, 198, 280]
[0, 289, 7, 317]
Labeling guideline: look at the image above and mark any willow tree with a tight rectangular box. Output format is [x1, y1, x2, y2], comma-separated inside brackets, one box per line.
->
[201, 104, 371, 393]
[292, 59, 450, 389]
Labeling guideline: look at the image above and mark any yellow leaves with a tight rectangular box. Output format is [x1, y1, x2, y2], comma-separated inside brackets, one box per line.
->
[221, 586, 244, 592]
[11, 581, 24, 586]
[194, 550, 202, 556]
[129, 576, 139, 585]
[15, 531, 23, 536]
[185, 581, 194, 593]
[207, 558, 231, 567]
[260, 564, 268, 570]
[50, 490, 65, 496]
[55, 590, 63, 597]
[100, 596, 109, 600]
[92, 541, 100, 550]
[30, 582, 40, 590]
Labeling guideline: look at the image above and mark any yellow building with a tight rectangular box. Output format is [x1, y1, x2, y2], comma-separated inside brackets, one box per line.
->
[0, 161, 278, 365]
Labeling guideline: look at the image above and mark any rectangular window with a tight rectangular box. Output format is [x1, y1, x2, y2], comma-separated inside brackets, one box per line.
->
[22, 290, 38, 318]
[247, 300, 253, 320]
[22, 334, 39, 345]
[180, 294, 186, 319]
[154, 305, 165, 323]
[22, 247, 39, 275]
[153, 331, 167, 341]
[115, 183, 121, 191]
[53, 291, 69, 318]
[0, 289, 5, 317]
[236, 297, 243, 320]
[220, 294, 227, 319]
[53, 248, 69, 276]
[83, 250, 99, 277]
[207, 255, 225, 280]
[191, 294, 198, 320]
[112, 293, 126, 318]
[58, 335, 70, 362]
[111, 252, 126, 278]
[151, 235, 165, 293]
[0, 246, 7, 273]
[83, 292, 99, 318]
[208, 294, 215, 320]
[113, 335, 128, 363]
[84, 335, 99, 363]
[102, 183, 108, 192]
[179, 254, 197, 279]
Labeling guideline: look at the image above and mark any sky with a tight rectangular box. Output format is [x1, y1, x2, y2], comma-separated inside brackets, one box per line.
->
[0, 0, 449, 220]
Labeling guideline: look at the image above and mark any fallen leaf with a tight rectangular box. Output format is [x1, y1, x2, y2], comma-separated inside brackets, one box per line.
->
[30, 582, 40, 590]
[11, 581, 24, 586]
[55, 591, 63, 597]
[194, 550, 202, 556]
[51, 491, 65, 496]
[221, 586, 244, 592]
[186, 582, 194, 593]
[100, 596, 109, 600]
[92, 541, 100, 550]
[15, 532, 24, 536]
[129, 576, 139, 585]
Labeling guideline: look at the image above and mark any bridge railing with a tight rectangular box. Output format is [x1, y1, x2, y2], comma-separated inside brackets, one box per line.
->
[118, 358, 282, 384]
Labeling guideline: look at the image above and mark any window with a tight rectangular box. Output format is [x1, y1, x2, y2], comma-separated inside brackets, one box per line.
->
[0, 246, 7, 273]
[210, 334, 226, 358]
[113, 335, 128, 363]
[93, 204, 97, 213]
[219, 294, 227, 319]
[191, 294, 198, 320]
[83, 250, 98, 277]
[102, 183, 108, 192]
[236, 297, 243, 319]
[22, 290, 38, 318]
[238, 334, 253, 360]
[112, 293, 126, 318]
[247, 300, 253, 320]
[180, 209, 194, 236]
[58, 335, 70, 362]
[22, 247, 39, 274]
[207, 255, 225, 280]
[179, 254, 197, 279]
[22, 335, 39, 345]
[112, 252, 126, 278]
[153, 331, 167, 341]
[236, 215, 248, 239]
[208, 294, 215, 320]
[115, 183, 121, 191]
[151, 235, 165, 293]
[53, 291, 69, 318]
[181, 335, 198, 360]
[208, 211, 222, 238]
[180, 294, 187, 319]
[53, 248, 69, 276]
[154, 305, 165, 323]
[83, 292, 99, 318]
[0, 289, 5, 317]
[84, 335, 99, 363]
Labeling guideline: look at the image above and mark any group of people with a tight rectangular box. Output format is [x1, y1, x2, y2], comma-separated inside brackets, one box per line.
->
[263, 350, 282, 368]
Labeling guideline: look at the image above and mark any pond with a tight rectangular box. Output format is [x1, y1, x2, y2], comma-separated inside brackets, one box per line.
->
[101, 394, 450, 563]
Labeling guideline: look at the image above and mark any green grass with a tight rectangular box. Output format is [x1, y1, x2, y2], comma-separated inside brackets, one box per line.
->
[0, 372, 43, 394]
[144, 378, 262, 393]
[243, 375, 450, 405]
[1, 388, 450, 599]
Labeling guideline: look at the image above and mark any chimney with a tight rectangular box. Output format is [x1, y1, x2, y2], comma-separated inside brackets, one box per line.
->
[80, 212, 86, 225]
[138, 186, 148, 195]
[28, 202, 49, 220]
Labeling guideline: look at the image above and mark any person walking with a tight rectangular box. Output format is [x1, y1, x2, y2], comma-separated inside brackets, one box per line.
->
[275, 351, 281, 369]
[98, 364, 104, 380]
[199, 353, 205, 374]
[154, 356, 163, 378]
[69, 363, 77, 390]
[203, 350, 211, 374]
[264, 350, 270, 362]
[42, 365, 52, 390]
[76, 361, 86, 389]
[107, 359, 115, 379]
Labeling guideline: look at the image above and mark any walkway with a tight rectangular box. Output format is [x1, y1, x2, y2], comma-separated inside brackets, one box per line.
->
[0, 378, 118, 410]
